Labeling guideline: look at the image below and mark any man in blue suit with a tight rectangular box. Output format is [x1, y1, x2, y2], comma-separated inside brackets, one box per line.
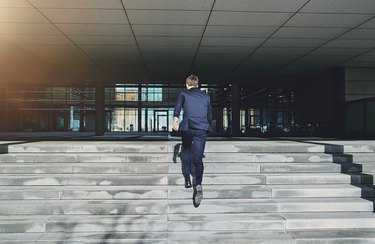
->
[173, 75, 212, 208]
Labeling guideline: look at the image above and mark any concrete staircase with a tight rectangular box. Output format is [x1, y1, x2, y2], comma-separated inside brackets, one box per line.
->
[0, 140, 374, 243]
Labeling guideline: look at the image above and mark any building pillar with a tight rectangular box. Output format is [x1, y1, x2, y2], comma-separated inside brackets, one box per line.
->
[95, 82, 105, 136]
[333, 68, 346, 136]
[231, 82, 241, 136]
[79, 86, 85, 132]
[138, 83, 142, 132]
[245, 108, 249, 134]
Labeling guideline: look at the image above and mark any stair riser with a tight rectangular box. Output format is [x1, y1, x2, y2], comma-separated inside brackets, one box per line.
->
[0, 174, 370, 186]
[286, 219, 375, 230]
[4, 143, 375, 154]
[0, 187, 369, 200]
[0, 154, 335, 163]
[0, 221, 167, 233]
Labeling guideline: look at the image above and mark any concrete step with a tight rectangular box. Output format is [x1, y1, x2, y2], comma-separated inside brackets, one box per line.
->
[3, 141, 375, 153]
[0, 163, 169, 174]
[289, 229, 375, 244]
[334, 153, 375, 163]
[0, 215, 167, 233]
[169, 174, 266, 185]
[168, 198, 373, 214]
[0, 184, 369, 200]
[265, 173, 369, 184]
[0, 174, 168, 186]
[0, 185, 271, 200]
[0, 200, 168, 215]
[270, 184, 371, 198]
[169, 230, 375, 244]
[2, 229, 375, 244]
[282, 212, 375, 230]
[0, 232, 167, 243]
[0, 162, 368, 175]
[261, 163, 343, 173]
[0, 153, 335, 163]
[0, 198, 371, 216]
[0, 186, 168, 200]
[0, 173, 369, 186]
[0, 214, 286, 233]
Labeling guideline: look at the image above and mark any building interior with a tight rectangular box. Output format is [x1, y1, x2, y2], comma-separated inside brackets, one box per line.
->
[0, 0, 375, 137]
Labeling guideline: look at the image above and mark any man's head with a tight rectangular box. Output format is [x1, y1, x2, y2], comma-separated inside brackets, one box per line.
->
[186, 75, 199, 89]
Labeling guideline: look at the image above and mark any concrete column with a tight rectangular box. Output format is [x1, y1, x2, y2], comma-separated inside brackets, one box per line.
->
[231, 82, 241, 136]
[79, 86, 85, 132]
[245, 108, 249, 134]
[138, 83, 142, 132]
[95, 82, 105, 136]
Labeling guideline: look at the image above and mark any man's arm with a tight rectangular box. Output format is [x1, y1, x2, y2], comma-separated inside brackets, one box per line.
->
[173, 92, 184, 131]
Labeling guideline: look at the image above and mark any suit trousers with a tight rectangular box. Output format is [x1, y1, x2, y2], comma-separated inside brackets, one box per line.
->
[181, 129, 207, 185]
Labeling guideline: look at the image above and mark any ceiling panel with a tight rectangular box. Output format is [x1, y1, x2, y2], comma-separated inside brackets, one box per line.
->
[127, 10, 210, 25]
[57, 24, 132, 36]
[16, 43, 79, 52]
[202, 37, 264, 46]
[0, 34, 72, 45]
[309, 47, 370, 56]
[195, 53, 247, 63]
[286, 13, 373, 28]
[254, 47, 312, 55]
[0, 0, 31, 8]
[298, 55, 352, 63]
[344, 57, 375, 66]
[32, 51, 91, 64]
[214, 0, 308, 12]
[198, 46, 255, 54]
[274, 27, 348, 38]
[69, 35, 136, 45]
[143, 53, 194, 60]
[140, 45, 196, 53]
[324, 39, 375, 49]
[40, 9, 128, 24]
[123, 0, 214, 10]
[277, 66, 324, 75]
[0, 8, 48, 23]
[133, 25, 204, 36]
[264, 38, 328, 48]
[137, 36, 200, 46]
[209, 12, 292, 26]
[360, 18, 375, 28]
[0, 23, 60, 35]
[301, 0, 375, 14]
[360, 50, 375, 56]
[340, 29, 375, 39]
[144, 57, 192, 66]
[205, 26, 277, 38]
[246, 53, 301, 61]
[79, 44, 139, 53]
[30, 0, 123, 9]
[94, 56, 144, 66]
[89, 52, 142, 60]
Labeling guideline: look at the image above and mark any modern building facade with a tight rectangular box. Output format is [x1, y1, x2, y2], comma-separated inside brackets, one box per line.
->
[0, 0, 375, 137]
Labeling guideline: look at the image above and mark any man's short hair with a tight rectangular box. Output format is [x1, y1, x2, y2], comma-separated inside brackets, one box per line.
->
[186, 75, 199, 87]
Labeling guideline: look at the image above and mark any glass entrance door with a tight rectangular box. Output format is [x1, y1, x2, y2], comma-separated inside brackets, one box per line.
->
[154, 110, 168, 132]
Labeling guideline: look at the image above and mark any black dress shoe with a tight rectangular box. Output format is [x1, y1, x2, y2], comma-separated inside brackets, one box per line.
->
[193, 185, 203, 208]
[185, 177, 192, 188]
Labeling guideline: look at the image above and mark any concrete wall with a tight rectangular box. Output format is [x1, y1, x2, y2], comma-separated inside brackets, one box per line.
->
[345, 67, 375, 101]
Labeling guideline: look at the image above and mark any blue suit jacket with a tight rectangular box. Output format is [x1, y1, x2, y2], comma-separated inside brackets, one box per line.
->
[173, 87, 212, 132]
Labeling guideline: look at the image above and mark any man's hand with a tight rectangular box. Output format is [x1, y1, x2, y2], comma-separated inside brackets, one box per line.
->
[172, 117, 179, 131]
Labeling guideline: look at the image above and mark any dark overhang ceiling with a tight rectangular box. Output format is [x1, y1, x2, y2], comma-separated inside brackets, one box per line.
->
[0, 0, 375, 84]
